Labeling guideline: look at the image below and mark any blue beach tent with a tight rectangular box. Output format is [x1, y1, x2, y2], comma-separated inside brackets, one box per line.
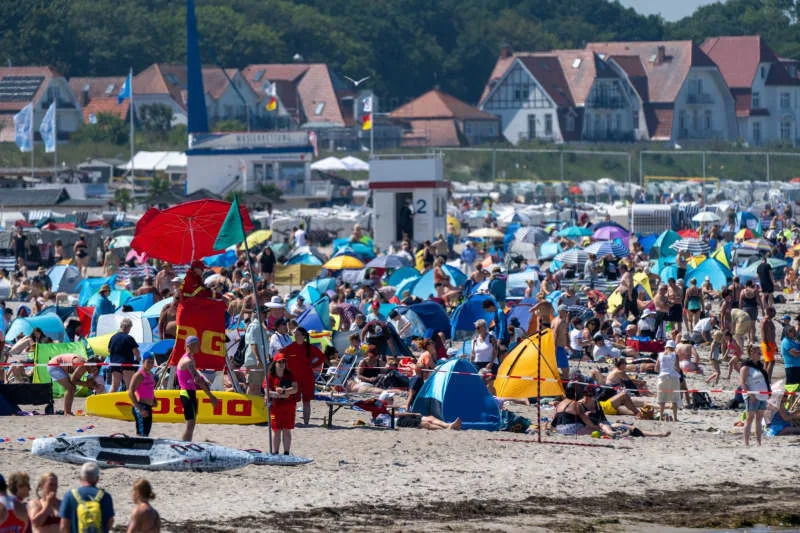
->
[411, 358, 501, 431]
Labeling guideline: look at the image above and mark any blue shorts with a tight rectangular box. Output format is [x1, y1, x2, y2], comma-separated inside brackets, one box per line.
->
[555, 347, 569, 369]
[745, 396, 767, 412]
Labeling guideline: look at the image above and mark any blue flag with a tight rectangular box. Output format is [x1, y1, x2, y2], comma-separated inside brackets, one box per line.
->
[39, 101, 56, 153]
[13, 102, 33, 152]
[118, 72, 131, 104]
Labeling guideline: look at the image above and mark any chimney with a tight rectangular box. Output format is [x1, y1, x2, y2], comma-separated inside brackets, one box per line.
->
[656, 45, 666, 65]
[500, 45, 512, 59]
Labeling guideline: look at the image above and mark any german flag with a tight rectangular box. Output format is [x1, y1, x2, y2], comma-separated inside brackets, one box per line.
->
[361, 113, 372, 131]
[266, 96, 277, 111]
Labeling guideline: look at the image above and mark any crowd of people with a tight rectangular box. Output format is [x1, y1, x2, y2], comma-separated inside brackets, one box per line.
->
[0, 463, 159, 533]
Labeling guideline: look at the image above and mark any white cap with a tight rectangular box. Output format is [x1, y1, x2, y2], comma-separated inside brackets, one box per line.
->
[665, 340, 676, 349]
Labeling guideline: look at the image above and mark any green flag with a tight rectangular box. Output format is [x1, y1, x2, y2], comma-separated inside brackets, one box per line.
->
[214, 195, 245, 250]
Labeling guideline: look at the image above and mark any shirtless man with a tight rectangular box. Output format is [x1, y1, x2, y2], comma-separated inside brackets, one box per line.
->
[653, 284, 670, 338]
[531, 300, 554, 330]
[618, 264, 637, 320]
[154, 264, 175, 296]
[550, 306, 570, 380]
[675, 335, 700, 406]
[157, 299, 177, 340]
[666, 278, 684, 334]
[761, 307, 777, 381]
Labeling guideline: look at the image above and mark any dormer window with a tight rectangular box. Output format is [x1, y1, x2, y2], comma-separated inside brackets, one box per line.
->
[314, 102, 325, 115]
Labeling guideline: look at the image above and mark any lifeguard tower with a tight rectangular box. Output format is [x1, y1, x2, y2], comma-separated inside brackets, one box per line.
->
[369, 154, 449, 250]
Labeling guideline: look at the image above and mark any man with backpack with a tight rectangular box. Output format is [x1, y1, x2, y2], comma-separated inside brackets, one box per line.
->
[59, 462, 114, 533]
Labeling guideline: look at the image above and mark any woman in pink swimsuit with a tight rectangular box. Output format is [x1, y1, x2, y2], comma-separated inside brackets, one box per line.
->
[128, 353, 157, 436]
[176, 336, 219, 441]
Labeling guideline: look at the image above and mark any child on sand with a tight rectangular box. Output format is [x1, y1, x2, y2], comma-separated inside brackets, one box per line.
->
[705, 329, 724, 386]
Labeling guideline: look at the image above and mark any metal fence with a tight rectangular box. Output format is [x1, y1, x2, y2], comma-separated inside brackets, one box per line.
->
[433, 147, 800, 185]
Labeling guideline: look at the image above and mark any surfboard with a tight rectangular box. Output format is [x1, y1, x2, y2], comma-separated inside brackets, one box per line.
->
[85, 391, 267, 425]
[243, 448, 313, 466]
[32, 435, 253, 472]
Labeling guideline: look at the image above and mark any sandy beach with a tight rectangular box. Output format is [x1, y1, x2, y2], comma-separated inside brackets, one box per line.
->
[3, 360, 800, 532]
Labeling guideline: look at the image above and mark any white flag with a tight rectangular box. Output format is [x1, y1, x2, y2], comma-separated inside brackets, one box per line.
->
[40, 101, 56, 153]
[13, 102, 33, 152]
[362, 96, 373, 113]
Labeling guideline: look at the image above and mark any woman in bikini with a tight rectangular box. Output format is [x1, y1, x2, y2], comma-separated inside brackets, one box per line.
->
[683, 278, 703, 332]
[127, 479, 161, 533]
[27, 473, 61, 533]
[46, 354, 105, 415]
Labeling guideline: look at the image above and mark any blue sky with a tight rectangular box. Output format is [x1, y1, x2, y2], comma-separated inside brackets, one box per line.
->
[617, 0, 726, 21]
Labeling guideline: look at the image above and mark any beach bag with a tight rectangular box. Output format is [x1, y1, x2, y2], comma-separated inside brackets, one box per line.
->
[691, 392, 713, 409]
[73, 488, 104, 533]
[231, 336, 247, 368]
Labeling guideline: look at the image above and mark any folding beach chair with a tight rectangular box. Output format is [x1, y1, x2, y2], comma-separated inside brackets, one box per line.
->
[319, 352, 362, 390]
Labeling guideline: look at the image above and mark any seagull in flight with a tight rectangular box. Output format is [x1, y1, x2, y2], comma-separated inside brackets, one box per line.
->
[344, 75, 370, 87]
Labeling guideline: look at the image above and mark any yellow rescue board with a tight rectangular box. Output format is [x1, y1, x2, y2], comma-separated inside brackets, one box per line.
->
[85, 391, 268, 425]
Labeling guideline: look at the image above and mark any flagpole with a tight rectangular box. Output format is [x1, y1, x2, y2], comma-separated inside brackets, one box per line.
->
[53, 100, 57, 181]
[235, 195, 274, 454]
[129, 67, 135, 183]
[31, 104, 34, 181]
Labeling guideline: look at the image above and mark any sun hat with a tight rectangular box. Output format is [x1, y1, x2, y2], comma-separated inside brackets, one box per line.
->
[665, 340, 676, 349]
[265, 295, 284, 309]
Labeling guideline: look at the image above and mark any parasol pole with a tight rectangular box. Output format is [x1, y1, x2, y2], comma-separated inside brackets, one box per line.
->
[235, 195, 274, 454]
[536, 326, 542, 443]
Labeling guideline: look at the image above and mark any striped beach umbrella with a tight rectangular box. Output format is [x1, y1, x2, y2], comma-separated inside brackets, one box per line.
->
[555, 248, 589, 266]
[584, 240, 629, 258]
[670, 238, 709, 255]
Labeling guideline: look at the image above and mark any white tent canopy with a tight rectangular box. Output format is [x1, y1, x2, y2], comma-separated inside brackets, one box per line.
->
[340, 156, 369, 171]
[119, 151, 187, 172]
[310, 156, 348, 171]
[96, 312, 154, 344]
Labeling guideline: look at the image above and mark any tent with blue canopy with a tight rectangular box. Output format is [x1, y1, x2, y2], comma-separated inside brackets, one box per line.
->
[5, 314, 66, 343]
[287, 286, 322, 315]
[736, 211, 762, 237]
[203, 249, 238, 268]
[507, 271, 540, 298]
[411, 358, 501, 431]
[305, 277, 337, 295]
[651, 230, 680, 259]
[394, 276, 420, 298]
[77, 275, 117, 306]
[399, 301, 451, 339]
[685, 258, 732, 290]
[449, 293, 505, 339]
[412, 265, 466, 300]
[506, 303, 535, 333]
[539, 241, 562, 260]
[125, 293, 155, 313]
[332, 238, 375, 260]
[286, 253, 323, 266]
[637, 233, 658, 255]
[87, 289, 132, 310]
[143, 297, 172, 319]
[48, 265, 82, 293]
[659, 264, 680, 283]
[387, 267, 420, 287]
[37, 305, 77, 322]
[737, 258, 788, 283]
[297, 302, 328, 332]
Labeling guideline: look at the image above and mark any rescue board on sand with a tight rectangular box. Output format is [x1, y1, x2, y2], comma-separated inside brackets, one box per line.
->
[32, 435, 253, 472]
[85, 391, 267, 424]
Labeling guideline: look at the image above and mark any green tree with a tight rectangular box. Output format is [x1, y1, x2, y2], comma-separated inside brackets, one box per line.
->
[147, 174, 172, 201]
[138, 104, 173, 134]
[113, 188, 133, 211]
[258, 184, 283, 203]
[213, 119, 247, 132]
[71, 113, 128, 145]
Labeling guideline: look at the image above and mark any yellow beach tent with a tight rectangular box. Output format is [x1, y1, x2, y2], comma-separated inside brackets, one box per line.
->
[494, 329, 564, 398]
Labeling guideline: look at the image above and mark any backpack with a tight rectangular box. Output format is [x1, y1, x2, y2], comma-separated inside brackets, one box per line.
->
[691, 392, 713, 410]
[231, 335, 247, 368]
[73, 488, 104, 533]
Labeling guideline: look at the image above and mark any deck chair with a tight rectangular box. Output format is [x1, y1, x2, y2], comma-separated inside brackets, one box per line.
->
[319, 352, 362, 390]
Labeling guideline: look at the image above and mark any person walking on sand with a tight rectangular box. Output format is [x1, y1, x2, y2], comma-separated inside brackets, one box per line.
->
[176, 336, 220, 441]
[59, 462, 114, 533]
[655, 340, 681, 422]
[127, 479, 160, 533]
[265, 353, 298, 455]
[741, 345, 770, 447]
[761, 307, 777, 382]
[128, 353, 156, 437]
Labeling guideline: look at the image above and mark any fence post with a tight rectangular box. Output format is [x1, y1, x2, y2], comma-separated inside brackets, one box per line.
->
[559, 151, 564, 185]
[702, 151, 706, 179]
[766, 152, 771, 184]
